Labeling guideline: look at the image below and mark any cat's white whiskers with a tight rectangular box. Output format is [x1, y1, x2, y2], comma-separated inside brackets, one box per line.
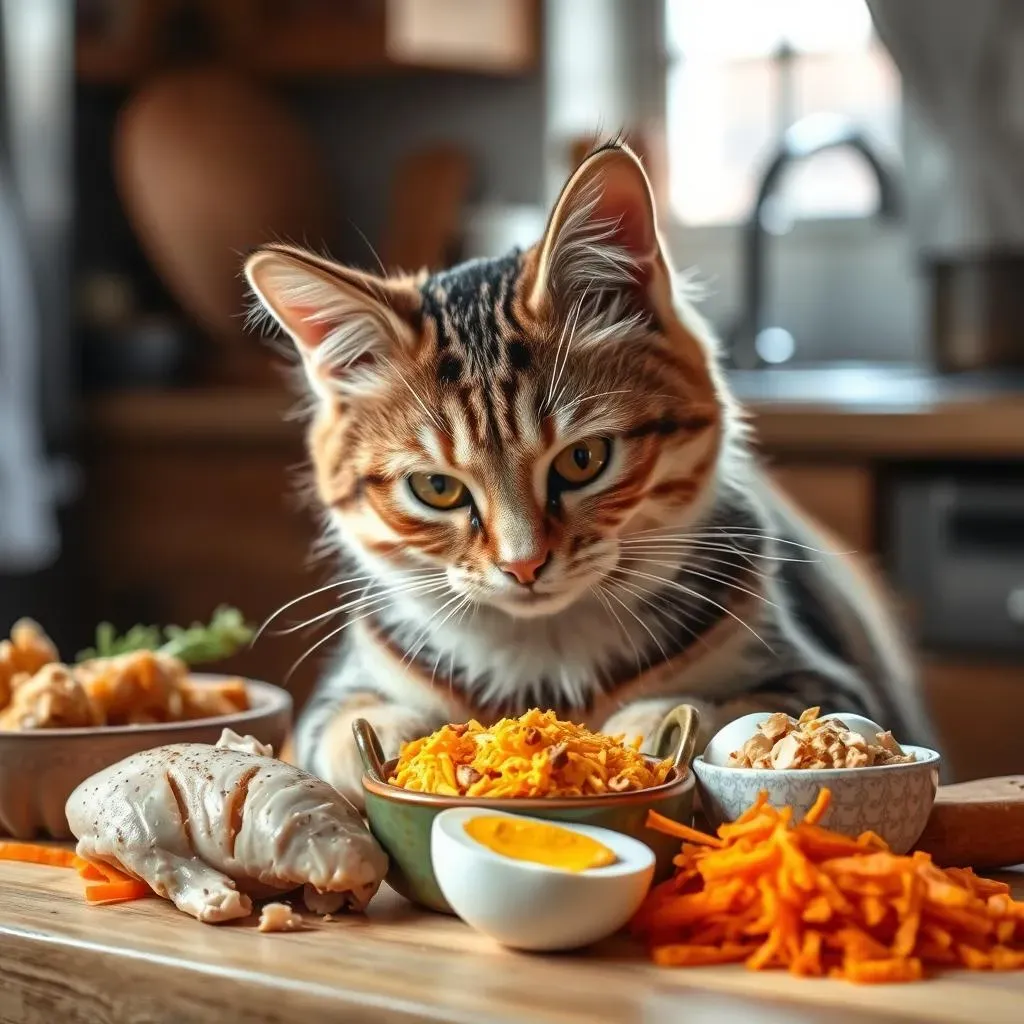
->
[617, 547, 778, 582]
[284, 579, 452, 682]
[626, 525, 837, 554]
[440, 598, 475, 696]
[427, 596, 472, 690]
[614, 566, 774, 652]
[269, 574, 448, 636]
[618, 538, 821, 564]
[593, 581, 638, 675]
[592, 583, 645, 677]
[617, 544, 776, 581]
[255, 572, 432, 641]
[605, 576, 708, 651]
[616, 557, 777, 609]
[685, 550, 780, 585]
[601, 583, 669, 664]
[401, 591, 469, 669]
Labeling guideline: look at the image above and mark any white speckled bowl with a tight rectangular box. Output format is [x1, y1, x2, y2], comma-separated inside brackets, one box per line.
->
[0, 675, 291, 839]
[692, 746, 941, 854]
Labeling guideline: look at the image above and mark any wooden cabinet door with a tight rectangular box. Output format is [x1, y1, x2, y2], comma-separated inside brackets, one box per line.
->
[768, 463, 875, 555]
[922, 659, 1024, 781]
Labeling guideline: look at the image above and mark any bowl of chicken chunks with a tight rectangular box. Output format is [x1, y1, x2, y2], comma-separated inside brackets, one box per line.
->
[0, 613, 291, 839]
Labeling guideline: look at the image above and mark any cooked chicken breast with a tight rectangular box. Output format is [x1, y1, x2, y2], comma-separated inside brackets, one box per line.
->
[65, 730, 388, 923]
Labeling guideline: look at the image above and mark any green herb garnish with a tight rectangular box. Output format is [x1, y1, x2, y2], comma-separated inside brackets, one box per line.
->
[76, 606, 254, 666]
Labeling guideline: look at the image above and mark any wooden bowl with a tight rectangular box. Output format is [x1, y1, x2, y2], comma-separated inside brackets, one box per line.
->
[355, 705, 700, 914]
[0, 675, 292, 839]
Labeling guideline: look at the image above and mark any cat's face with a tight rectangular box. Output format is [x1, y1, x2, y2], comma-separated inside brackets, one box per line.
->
[247, 144, 726, 620]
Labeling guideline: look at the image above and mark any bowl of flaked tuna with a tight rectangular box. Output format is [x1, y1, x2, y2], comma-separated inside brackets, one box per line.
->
[692, 707, 941, 854]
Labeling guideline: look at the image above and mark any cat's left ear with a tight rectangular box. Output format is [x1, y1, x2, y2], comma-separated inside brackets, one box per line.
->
[528, 143, 676, 331]
[245, 244, 421, 402]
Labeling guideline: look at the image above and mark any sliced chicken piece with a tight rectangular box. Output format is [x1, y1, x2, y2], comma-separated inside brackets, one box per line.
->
[72, 650, 188, 725]
[0, 664, 101, 729]
[218, 728, 273, 758]
[65, 730, 388, 923]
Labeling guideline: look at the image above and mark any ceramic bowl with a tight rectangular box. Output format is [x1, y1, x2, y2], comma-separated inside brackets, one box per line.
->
[356, 704, 700, 914]
[0, 674, 291, 839]
[692, 745, 942, 854]
[432, 807, 655, 950]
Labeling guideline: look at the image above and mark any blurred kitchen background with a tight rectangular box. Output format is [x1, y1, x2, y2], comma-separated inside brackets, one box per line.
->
[2, 0, 1023, 781]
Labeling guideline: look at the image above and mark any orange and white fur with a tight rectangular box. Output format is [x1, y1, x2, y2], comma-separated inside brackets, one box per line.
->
[246, 143, 936, 807]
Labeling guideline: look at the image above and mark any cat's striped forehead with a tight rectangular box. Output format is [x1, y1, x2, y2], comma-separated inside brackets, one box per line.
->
[419, 250, 533, 385]
[412, 249, 555, 456]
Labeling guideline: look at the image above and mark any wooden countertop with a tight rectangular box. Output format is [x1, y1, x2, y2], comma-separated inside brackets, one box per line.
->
[85, 366, 1024, 459]
[3, 861, 1024, 1024]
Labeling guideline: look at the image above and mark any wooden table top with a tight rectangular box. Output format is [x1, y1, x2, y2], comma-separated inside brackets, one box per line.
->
[2, 862, 1024, 1024]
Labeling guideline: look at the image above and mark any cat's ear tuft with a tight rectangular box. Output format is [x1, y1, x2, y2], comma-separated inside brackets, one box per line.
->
[245, 245, 419, 401]
[529, 143, 664, 320]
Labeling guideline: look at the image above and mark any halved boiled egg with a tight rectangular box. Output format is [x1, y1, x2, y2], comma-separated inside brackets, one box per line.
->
[431, 807, 655, 951]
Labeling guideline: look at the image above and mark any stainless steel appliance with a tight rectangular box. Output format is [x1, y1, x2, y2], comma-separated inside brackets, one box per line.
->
[890, 472, 1024, 657]
[0, 1, 76, 642]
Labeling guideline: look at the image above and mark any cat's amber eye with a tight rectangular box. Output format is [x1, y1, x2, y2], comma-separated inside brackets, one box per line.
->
[550, 436, 611, 488]
[408, 472, 469, 510]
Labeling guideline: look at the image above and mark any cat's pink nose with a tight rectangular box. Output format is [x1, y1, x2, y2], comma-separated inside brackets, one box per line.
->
[500, 552, 550, 585]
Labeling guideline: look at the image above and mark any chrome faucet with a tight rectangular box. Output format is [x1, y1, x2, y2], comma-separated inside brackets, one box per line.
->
[730, 113, 902, 368]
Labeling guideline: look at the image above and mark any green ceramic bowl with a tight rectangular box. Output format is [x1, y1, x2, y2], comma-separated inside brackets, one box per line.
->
[355, 705, 700, 914]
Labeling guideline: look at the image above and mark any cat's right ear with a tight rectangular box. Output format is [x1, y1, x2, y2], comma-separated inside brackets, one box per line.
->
[245, 245, 420, 402]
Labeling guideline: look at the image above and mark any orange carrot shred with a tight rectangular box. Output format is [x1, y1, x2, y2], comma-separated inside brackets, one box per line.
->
[730, 790, 770, 826]
[76, 861, 107, 882]
[84, 880, 151, 904]
[632, 785, 1024, 985]
[0, 842, 81, 869]
[802, 787, 830, 825]
[646, 810, 724, 847]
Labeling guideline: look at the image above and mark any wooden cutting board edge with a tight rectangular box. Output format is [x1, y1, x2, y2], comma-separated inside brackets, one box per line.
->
[914, 776, 1024, 870]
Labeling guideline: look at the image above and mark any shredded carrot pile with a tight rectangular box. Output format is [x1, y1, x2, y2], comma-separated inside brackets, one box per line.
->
[0, 841, 151, 905]
[390, 708, 673, 797]
[632, 788, 1024, 983]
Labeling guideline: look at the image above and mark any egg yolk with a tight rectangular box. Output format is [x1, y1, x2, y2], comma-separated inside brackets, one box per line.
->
[463, 817, 618, 872]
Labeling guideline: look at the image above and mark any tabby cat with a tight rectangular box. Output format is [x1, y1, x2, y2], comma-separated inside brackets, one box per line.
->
[246, 142, 936, 806]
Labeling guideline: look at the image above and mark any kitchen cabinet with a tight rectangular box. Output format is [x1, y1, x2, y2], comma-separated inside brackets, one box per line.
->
[77, 0, 539, 82]
[82, 390, 326, 711]
[767, 463, 875, 553]
[922, 659, 1024, 782]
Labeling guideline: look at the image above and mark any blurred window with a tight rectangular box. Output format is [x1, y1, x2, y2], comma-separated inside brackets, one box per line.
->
[666, 0, 901, 226]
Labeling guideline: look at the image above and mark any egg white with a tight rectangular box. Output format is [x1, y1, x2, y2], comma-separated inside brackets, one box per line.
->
[430, 807, 656, 951]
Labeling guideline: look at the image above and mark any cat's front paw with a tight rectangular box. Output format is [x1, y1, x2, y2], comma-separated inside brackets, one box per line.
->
[320, 703, 438, 810]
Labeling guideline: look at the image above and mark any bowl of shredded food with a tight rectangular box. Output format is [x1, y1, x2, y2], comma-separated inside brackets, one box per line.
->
[354, 706, 699, 913]
[0, 609, 291, 839]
